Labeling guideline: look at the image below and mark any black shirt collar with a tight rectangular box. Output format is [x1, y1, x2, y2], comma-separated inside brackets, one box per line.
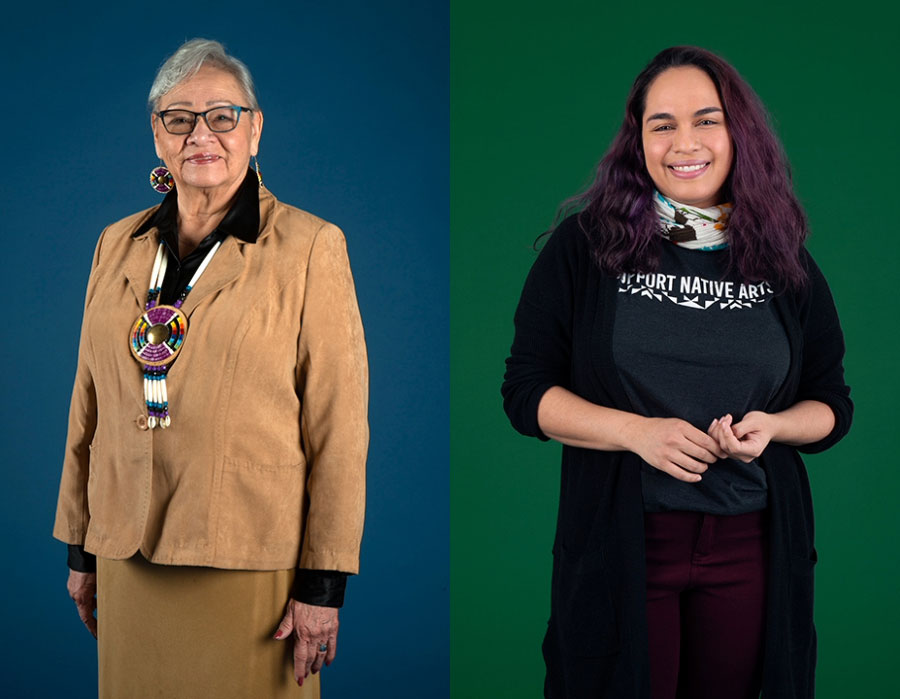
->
[132, 167, 261, 245]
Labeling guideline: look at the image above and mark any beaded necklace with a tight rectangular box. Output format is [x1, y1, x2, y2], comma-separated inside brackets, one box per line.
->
[128, 240, 221, 428]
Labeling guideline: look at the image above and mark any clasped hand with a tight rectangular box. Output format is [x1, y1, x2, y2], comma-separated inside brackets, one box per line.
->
[630, 411, 774, 483]
[708, 411, 774, 463]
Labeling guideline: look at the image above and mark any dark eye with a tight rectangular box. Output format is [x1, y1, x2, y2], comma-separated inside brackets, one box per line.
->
[698, 119, 717, 126]
[652, 124, 674, 132]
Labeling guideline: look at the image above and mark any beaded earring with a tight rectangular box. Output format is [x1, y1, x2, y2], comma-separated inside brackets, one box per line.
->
[254, 155, 263, 187]
[150, 165, 175, 194]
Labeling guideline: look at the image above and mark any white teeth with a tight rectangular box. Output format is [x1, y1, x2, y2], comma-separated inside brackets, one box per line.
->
[671, 163, 707, 172]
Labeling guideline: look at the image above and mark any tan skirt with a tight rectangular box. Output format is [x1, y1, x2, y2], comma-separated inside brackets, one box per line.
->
[97, 554, 320, 699]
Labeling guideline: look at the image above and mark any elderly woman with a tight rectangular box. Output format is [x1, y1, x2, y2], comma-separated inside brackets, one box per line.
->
[53, 38, 367, 698]
[502, 46, 852, 698]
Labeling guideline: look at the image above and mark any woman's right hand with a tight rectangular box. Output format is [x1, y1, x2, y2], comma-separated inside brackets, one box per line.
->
[626, 417, 726, 483]
[67, 569, 97, 638]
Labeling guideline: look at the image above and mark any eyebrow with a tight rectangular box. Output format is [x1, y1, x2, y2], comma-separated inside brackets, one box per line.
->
[161, 99, 236, 109]
[645, 106, 723, 123]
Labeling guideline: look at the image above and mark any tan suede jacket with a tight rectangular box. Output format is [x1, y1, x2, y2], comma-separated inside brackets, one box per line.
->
[53, 186, 368, 572]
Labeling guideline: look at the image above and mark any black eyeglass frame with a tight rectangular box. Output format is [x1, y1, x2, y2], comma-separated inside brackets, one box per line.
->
[155, 105, 254, 134]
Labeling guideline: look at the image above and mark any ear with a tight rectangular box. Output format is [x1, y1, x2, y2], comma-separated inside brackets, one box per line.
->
[250, 109, 264, 157]
[151, 113, 163, 160]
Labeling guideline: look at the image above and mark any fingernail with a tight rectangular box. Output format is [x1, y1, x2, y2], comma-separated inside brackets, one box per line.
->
[325, 661, 331, 667]
[273, 630, 283, 639]
[312, 668, 319, 675]
[297, 677, 303, 687]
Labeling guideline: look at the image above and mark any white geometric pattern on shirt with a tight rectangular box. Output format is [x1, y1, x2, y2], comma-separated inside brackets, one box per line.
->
[617, 276, 772, 311]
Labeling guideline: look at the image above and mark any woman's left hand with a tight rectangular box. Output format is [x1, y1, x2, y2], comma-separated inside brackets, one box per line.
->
[274, 598, 339, 686]
[708, 412, 774, 463]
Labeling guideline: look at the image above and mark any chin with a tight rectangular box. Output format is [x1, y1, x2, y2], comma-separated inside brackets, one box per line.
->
[179, 170, 232, 191]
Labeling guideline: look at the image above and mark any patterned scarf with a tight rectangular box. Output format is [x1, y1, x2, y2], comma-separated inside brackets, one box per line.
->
[653, 190, 732, 251]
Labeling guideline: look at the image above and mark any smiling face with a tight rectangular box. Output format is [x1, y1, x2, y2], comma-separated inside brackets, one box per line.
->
[152, 66, 262, 197]
[641, 66, 733, 208]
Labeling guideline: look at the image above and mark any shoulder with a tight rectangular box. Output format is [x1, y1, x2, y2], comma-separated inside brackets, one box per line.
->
[102, 205, 159, 239]
[516, 212, 611, 309]
[108, 205, 159, 232]
[256, 190, 352, 277]
[90, 205, 160, 265]
[261, 188, 345, 244]
[535, 212, 592, 266]
[531, 211, 608, 283]
[545, 212, 588, 250]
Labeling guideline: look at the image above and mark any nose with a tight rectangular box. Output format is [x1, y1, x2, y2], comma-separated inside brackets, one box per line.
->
[186, 116, 216, 144]
[672, 126, 700, 153]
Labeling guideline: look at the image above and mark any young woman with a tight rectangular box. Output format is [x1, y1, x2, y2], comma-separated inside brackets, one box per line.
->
[502, 46, 852, 699]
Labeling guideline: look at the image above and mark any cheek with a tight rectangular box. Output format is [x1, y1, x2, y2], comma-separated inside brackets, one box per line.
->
[642, 138, 667, 183]
[642, 138, 666, 168]
[225, 134, 251, 158]
[716, 136, 734, 169]
[156, 135, 183, 160]
[715, 141, 734, 189]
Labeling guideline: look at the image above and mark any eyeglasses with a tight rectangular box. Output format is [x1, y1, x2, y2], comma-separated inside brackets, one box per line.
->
[156, 105, 253, 134]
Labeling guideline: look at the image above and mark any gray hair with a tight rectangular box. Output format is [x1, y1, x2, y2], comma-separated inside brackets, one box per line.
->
[148, 38, 260, 112]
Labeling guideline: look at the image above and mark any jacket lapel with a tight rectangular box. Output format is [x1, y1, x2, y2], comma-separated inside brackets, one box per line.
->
[178, 235, 245, 317]
[122, 234, 156, 312]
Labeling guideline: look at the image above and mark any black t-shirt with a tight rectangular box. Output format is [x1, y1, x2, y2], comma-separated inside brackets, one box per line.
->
[613, 242, 790, 514]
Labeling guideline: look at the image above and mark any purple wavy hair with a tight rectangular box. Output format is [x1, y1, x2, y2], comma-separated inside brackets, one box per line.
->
[558, 46, 808, 290]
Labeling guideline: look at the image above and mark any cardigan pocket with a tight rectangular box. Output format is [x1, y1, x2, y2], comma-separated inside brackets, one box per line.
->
[556, 546, 620, 657]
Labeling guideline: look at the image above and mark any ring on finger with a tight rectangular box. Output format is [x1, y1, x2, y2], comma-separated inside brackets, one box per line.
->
[317, 643, 328, 653]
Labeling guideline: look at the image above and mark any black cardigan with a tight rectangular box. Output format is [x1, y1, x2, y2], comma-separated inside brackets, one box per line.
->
[502, 215, 852, 698]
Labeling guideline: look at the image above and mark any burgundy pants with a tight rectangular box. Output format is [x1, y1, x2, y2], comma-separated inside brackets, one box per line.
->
[644, 510, 767, 699]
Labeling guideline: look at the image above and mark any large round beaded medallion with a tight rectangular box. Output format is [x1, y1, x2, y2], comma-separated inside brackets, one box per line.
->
[129, 305, 188, 366]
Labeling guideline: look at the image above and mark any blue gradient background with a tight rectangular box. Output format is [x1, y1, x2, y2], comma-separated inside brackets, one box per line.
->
[0, 2, 448, 696]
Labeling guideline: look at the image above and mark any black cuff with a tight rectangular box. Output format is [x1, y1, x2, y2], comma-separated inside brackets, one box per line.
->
[67, 544, 97, 573]
[292, 569, 348, 607]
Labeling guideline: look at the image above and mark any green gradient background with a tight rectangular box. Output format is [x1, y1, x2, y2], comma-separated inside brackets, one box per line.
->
[451, 2, 899, 696]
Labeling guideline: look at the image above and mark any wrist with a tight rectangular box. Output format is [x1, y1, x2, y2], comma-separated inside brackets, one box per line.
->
[760, 411, 781, 442]
[617, 413, 647, 453]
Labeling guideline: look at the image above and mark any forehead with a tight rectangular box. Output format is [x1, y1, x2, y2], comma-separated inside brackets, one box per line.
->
[160, 66, 247, 108]
[644, 67, 721, 114]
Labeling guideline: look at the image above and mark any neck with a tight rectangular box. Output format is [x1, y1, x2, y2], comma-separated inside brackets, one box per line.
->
[175, 178, 243, 254]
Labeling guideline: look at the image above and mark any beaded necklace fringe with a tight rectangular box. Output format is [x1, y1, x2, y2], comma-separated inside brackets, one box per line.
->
[128, 241, 221, 429]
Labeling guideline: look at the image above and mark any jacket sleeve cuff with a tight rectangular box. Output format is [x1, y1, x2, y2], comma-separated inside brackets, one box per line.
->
[518, 382, 556, 441]
[793, 389, 853, 454]
[292, 569, 348, 607]
[67, 544, 97, 573]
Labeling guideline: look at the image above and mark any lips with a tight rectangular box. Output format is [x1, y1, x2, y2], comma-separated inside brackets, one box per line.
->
[185, 154, 221, 165]
[668, 161, 710, 179]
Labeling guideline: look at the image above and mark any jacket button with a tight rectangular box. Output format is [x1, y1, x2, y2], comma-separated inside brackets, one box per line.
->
[136, 415, 149, 430]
